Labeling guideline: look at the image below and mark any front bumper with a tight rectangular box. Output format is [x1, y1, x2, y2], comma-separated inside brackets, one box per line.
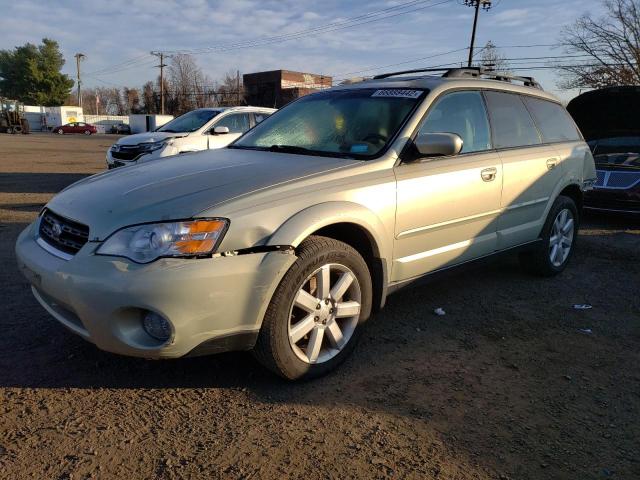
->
[584, 187, 640, 214]
[15, 223, 295, 358]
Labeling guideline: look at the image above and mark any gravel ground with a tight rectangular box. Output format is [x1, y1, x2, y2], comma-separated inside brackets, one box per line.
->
[1, 133, 639, 480]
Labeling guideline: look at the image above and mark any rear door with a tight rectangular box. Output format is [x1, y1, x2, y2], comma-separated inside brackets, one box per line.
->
[522, 96, 586, 193]
[484, 91, 563, 249]
[392, 90, 502, 281]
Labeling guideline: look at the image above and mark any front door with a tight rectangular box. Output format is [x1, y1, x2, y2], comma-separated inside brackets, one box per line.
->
[208, 113, 251, 149]
[392, 90, 502, 281]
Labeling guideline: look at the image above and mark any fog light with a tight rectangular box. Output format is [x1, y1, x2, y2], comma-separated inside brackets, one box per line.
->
[142, 311, 172, 342]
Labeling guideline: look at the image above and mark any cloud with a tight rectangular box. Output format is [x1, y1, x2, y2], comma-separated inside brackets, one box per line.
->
[1, 0, 608, 100]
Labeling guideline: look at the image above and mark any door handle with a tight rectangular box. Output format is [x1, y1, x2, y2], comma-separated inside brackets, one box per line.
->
[546, 158, 558, 170]
[481, 167, 497, 182]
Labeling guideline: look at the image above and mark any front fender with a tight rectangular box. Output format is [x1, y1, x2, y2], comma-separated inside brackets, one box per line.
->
[267, 201, 390, 259]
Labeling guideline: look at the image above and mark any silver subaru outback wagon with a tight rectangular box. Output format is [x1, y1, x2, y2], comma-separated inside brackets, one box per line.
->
[16, 68, 596, 380]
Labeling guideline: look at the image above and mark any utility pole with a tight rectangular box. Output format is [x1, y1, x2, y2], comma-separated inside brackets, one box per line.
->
[74, 53, 85, 108]
[464, 0, 492, 67]
[151, 51, 169, 114]
[236, 70, 240, 105]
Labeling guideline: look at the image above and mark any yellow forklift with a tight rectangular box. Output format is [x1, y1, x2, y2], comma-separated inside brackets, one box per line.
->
[0, 98, 30, 134]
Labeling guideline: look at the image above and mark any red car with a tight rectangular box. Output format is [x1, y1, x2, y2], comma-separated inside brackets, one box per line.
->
[53, 122, 97, 135]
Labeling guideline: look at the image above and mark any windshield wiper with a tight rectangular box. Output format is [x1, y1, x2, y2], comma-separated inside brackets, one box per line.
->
[268, 144, 312, 154]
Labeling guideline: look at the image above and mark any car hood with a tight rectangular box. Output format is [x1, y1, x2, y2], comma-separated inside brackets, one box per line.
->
[46, 148, 358, 240]
[594, 152, 640, 169]
[115, 131, 186, 145]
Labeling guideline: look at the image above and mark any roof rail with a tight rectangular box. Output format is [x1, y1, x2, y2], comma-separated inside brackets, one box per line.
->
[372, 67, 542, 89]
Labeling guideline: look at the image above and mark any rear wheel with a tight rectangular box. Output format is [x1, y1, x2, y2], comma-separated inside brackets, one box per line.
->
[84, 130, 91, 135]
[56, 129, 64, 134]
[253, 235, 372, 380]
[519, 195, 578, 276]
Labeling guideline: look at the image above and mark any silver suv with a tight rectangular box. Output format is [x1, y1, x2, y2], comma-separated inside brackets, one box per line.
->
[16, 68, 596, 380]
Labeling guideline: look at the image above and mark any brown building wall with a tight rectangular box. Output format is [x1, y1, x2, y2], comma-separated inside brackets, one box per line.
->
[243, 70, 332, 108]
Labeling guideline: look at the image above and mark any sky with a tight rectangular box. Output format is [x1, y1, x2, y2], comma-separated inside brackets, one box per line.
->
[1, 0, 607, 101]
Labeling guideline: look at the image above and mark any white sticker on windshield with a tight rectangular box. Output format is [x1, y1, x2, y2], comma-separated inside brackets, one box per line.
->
[371, 89, 422, 99]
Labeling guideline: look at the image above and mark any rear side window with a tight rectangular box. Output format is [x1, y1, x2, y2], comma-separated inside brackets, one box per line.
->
[523, 97, 581, 143]
[419, 91, 491, 153]
[484, 91, 541, 149]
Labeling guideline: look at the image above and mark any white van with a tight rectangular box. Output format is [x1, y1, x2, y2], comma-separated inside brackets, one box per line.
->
[106, 106, 275, 168]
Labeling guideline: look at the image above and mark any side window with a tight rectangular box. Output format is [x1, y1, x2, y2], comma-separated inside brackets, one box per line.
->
[418, 91, 491, 153]
[254, 112, 271, 124]
[215, 113, 250, 134]
[522, 97, 581, 143]
[484, 91, 541, 149]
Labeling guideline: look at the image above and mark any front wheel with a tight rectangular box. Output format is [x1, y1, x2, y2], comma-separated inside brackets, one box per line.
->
[56, 129, 64, 135]
[519, 195, 578, 276]
[253, 236, 372, 380]
[84, 130, 92, 135]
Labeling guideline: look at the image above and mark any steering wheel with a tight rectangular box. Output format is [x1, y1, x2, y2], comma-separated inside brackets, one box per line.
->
[362, 133, 388, 145]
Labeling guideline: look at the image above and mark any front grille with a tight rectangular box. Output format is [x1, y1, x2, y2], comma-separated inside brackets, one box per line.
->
[38, 209, 89, 255]
[112, 146, 145, 161]
[594, 169, 640, 190]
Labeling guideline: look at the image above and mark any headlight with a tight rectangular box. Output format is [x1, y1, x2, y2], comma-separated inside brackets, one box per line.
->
[96, 219, 229, 263]
[138, 140, 171, 152]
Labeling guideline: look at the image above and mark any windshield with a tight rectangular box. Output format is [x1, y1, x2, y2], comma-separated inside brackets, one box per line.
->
[232, 88, 425, 159]
[157, 109, 221, 133]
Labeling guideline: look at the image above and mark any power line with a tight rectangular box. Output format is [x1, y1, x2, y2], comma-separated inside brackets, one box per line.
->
[88, 0, 452, 78]
[165, 0, 451, 56]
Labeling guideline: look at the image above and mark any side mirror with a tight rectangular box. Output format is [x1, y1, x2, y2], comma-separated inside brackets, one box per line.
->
[414, 132, 463, 157]
[213, 126, 230, 135]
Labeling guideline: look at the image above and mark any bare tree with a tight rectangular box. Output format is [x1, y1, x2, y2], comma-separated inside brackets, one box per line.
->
[559, 0, 640, 88]
[480, 41, 510, 73]
[123, 87, 142, 114]
[215, 70, 243, 107]
[168, 54, 205, 114]
[142, 81, 157, 114]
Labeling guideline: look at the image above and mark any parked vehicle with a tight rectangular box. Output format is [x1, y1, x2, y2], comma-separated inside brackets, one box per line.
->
[567, 86, 640, 214]
[16, 68, 595, 380]
[0, 97, 29, 134]
[106, 106, 276, 169]
[53, 122, 97, 135]
[110, 123, 131, 135]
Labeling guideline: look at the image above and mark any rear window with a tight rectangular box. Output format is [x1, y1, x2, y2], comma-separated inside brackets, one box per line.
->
[523, 97, 581, 143]
[484, 91, 541, 149]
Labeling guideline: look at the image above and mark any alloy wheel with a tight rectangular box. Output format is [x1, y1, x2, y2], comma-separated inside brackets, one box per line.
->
[549, 208, 574, 267]
[288, 263, 361, 364]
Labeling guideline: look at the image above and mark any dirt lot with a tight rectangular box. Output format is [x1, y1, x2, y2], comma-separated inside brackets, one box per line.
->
[0, 133, 639, 480]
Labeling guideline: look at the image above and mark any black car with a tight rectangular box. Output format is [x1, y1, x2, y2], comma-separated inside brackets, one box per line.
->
[568, 87, 640, 214]
[110, 123, 131, 135]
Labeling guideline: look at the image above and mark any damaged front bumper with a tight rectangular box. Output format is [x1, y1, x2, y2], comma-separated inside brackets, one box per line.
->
[15, 222, 296, 358]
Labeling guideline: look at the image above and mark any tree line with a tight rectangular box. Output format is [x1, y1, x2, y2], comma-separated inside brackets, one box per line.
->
[68, 55, 245, 116]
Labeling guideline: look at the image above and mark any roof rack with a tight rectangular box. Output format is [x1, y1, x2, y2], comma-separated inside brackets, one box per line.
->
[372, 67, 542, 89]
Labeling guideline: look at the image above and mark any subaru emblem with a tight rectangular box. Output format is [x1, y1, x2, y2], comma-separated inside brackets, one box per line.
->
[51, 222, 63, 238]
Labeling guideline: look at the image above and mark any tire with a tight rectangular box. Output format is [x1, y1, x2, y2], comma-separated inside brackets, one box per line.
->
[56, 129, 64, 135]
[84, 130, 91, 135]
[519, 195, 579, 276]
[253, 235, 373, 380]
[6, 127, 13, 134]
[12, 125, 22, 134]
